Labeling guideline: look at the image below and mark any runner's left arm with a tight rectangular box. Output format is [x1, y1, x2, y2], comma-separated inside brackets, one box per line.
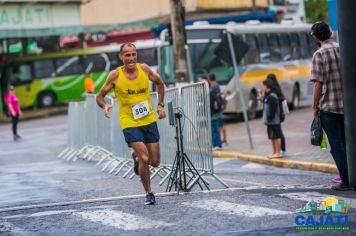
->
[141, 64, 166, 119]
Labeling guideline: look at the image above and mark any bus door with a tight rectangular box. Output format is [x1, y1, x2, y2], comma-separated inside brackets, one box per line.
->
[7, 63, 34, 107]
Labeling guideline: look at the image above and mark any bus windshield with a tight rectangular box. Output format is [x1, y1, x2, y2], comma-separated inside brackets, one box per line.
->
[160, 42, 234, 85]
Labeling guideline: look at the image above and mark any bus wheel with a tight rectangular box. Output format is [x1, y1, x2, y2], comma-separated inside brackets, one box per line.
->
[247, 91, 258, 120]
[38, 92, 56, 108]
[290, 85, 300, 110]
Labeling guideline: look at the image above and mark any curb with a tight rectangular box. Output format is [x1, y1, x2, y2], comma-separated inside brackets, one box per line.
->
[213, 150, 338, 174]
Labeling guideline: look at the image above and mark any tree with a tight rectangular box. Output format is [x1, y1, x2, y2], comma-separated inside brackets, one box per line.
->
[304, 0, 328, 23]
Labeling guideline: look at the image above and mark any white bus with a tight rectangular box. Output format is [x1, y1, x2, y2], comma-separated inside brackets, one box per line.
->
[159, 23, 317, 118]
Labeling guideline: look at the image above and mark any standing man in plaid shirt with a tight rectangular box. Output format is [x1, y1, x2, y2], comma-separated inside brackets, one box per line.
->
[310, 22, 350, 190]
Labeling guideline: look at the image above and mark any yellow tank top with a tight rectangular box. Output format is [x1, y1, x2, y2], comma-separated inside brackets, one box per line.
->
[114, 64, 157, 129]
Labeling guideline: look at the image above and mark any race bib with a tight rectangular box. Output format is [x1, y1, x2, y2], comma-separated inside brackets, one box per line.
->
[132, 100, 150, 120]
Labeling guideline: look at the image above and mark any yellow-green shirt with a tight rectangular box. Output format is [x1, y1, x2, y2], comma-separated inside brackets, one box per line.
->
[114, 64, 157, 129]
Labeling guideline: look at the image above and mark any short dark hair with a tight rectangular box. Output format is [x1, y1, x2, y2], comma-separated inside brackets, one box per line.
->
[311, 21, 332, 41]
[262, 79, 273, 89]
[199, 75, 207, 80]
[208, 73, 216, 81]
[120, 43, 136, 54]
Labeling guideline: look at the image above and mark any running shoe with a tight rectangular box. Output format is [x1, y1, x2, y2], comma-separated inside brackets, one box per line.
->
[332, 176, 342, 183]
[132, 151, 139, 175]
[145, 192, 156, 205]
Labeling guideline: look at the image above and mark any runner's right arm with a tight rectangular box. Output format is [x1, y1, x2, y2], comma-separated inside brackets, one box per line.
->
[96, 70, 118, 118]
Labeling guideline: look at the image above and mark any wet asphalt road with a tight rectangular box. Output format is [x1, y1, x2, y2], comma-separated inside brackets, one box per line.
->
[0, 114, 355, 235]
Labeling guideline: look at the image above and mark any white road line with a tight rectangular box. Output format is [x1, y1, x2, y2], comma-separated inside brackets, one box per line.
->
[183, 199, 291, 217]
[240, 163, 266, 169]
[278, 192, 356, 208]
[0, 185, 328, 214]
[0, 192, 176, 213]
[2, 210, 76, 219]
[74, 209, 174, 231]
[217, 177, 266, 186]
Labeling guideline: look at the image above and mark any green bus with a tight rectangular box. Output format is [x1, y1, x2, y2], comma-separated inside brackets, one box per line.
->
[1, 40, 160, 109]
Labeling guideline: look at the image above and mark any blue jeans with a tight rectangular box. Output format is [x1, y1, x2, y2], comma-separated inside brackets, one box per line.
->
[211, 119, 222, 148]
[320, 111, 348, 180]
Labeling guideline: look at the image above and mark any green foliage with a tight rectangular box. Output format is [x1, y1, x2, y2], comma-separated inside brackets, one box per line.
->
[304, 0, 329, 23]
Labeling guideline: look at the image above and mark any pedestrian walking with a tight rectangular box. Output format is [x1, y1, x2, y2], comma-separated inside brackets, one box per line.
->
[5, 85, 22, 141]
[310, 21, 350, 190]
[208, 74, 222, 149]
[262, 79, 282, 159]
[266, 73, 287, 156]
[96, 43, 166, 204]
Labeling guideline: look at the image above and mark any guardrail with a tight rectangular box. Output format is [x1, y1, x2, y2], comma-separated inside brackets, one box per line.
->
[58, 82, 228, 188]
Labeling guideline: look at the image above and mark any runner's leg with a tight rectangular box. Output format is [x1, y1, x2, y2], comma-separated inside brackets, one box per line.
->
[145, 142, 160, 167]
[131, 142, 151, 194]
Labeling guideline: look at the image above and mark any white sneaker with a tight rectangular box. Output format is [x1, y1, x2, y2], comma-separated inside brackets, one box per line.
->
[280, 151, 287, 157]
[213, 146, 222, 151]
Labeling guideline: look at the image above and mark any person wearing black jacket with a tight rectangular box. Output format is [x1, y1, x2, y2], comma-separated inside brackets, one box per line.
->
[267, 73, 287, 156]
[262, 79, 283, 159]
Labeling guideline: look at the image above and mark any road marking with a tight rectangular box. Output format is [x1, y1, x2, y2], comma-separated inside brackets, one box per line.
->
[278, 192, 356, 208]
[218, 177, 266, 186]
[241, 163, 266, 169]
[183, 199, 291, 217]
[74, 209, 174, 230]
[2, 210, 76, 219]
[0, 185, 328, 214]
[0, 192, 176, 213]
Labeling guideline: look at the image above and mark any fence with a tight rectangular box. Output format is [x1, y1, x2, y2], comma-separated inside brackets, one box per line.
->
[58, 82, 228, 188]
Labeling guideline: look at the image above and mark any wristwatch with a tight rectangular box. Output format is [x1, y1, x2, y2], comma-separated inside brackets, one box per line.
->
[158, 102, 165, 108]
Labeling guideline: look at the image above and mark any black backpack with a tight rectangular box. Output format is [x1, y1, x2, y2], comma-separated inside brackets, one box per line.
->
[212, 91, 227, 113]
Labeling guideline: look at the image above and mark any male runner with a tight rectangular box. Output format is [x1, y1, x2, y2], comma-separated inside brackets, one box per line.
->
[96, 43, 166, 205]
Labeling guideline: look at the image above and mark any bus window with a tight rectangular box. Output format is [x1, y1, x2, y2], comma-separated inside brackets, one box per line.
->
[258, 34, 270, 63]
[299, 33, 310, 59]
[8, 63, 32, 85]
[189, 42, 233, 84]
[290, 33, 300, 60]
[243, 34, 260, 65]
[159, 46, 175, 84]
[307, 34, 318, 55]
[55, 56, 82, 76]
[34, 60, 56, 79]
[108, 52, 122, 70]
[268, 34, 282, 62]
[137, 48, 157, 66]
[82, 54, 110, 73]
[280, 34, 292, 61]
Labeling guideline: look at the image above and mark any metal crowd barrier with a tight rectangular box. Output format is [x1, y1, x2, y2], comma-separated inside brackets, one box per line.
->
[58, 83, 228, 188]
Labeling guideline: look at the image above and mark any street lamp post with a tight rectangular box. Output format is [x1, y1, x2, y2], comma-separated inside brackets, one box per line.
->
[336, 0, 356, 188]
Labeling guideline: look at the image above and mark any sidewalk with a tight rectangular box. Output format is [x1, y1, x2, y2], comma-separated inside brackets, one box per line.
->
[0, 106, 67, 124]
[213, 107, 337, 174]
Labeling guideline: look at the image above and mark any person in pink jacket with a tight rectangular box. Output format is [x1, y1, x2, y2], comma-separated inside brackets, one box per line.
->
[6, 85, 22, 140]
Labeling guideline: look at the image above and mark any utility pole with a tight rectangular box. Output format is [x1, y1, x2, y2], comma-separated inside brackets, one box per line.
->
[337, 1, 356, 188]
[252, 0, 257, 12]
[169, 0, 189, 83]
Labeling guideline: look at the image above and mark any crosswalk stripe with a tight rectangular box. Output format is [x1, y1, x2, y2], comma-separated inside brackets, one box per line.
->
[278, 192, 356, 208]
[183, 199, 291, 217]
[73, 209, 174, 230]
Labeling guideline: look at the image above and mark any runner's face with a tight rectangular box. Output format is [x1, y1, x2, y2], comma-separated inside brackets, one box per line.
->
[120, 46, 137, 70]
